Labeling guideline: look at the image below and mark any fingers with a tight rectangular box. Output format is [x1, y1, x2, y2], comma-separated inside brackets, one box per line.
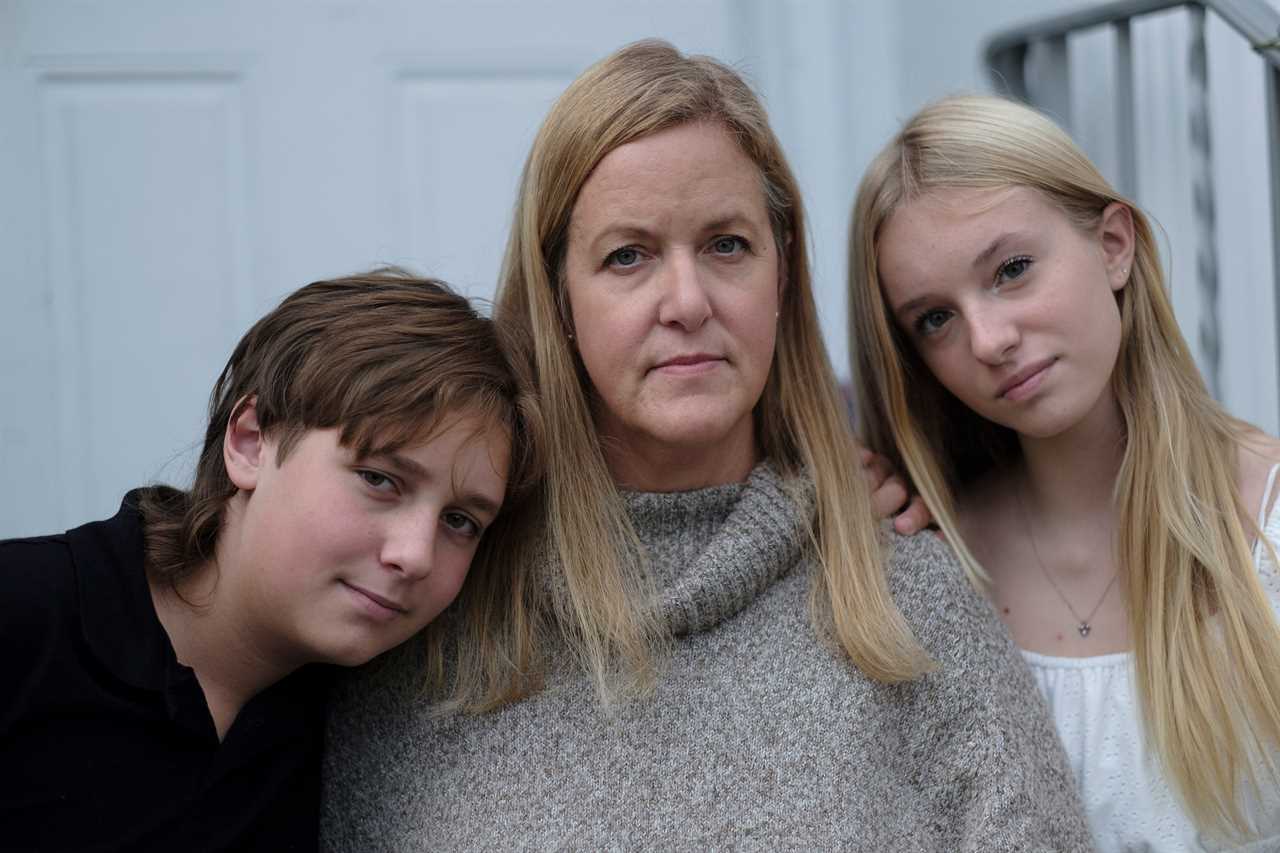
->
[862, 447, 907, 519]
[869, 474, 910, 520]
[860, 447, 893, 489]
[860, 446, 937, 534]
[892, 494, 935, 536]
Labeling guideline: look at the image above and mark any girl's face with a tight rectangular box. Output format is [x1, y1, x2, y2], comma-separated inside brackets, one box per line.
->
[875, 186, 1134, 442]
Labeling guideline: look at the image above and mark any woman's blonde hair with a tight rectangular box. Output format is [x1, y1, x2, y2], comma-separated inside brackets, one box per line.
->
[849, 93, 1280, 840]
[448, 38, 933, 710]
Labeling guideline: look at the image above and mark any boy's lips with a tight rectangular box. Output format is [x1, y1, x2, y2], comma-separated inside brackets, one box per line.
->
[341, 581, 408, 616]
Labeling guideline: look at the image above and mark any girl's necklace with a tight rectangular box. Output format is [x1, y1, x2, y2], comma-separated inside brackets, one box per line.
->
[1016, 483, 1120, 638]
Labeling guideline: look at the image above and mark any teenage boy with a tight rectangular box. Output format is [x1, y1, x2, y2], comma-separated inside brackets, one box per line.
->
[0, 270, 532, 852]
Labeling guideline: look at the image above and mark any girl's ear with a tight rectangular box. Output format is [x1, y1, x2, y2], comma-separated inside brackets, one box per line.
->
[1098, 202, 1136, 291]
[223, 396, 265, 491]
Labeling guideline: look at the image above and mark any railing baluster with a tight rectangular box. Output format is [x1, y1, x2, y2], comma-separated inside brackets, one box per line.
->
[991, 43, 1030, 100]
[1188, 4, 1222, 398]
[1037, 34, 1074, 128]
[1114, 18, 1138, 197]
[1268, 61, 1280, 416]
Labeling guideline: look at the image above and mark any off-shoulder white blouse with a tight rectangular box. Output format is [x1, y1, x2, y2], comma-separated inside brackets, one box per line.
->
[1023, 465, 1280, 852]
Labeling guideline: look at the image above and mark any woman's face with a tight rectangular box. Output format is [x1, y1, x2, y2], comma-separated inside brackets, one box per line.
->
[563, 121, 781, 488]
[875, 186, 1133, 443]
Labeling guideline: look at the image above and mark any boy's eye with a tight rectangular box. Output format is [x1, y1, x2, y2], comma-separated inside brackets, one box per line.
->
[915, 308, 953, 337]
[357, 470, 396, 492]
[996, 256, 1032, 284]
[442, 511, 481, 539]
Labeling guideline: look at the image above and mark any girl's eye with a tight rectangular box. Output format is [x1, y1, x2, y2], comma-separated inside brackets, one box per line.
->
[996, 256, 1032, 284]
[442, 511, 482, 539]
[357, 470, 397, 492]
[605, 246, 643, 269]
[915, 308, 953, 337]
[710, 235, 748, 256]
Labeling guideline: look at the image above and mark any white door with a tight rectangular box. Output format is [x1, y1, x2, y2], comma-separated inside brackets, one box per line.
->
[0, 0, 883, 537]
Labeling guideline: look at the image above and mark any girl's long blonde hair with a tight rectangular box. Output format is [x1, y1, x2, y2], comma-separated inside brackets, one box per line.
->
[447, 39, 933, 711]
[849, 93, 1280, 840]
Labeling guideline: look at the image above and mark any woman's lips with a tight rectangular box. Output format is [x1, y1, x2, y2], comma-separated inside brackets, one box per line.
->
[651, 353, 725, 376]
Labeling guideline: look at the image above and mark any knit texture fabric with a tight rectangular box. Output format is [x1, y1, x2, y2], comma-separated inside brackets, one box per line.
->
[321, 464, 1093, 851]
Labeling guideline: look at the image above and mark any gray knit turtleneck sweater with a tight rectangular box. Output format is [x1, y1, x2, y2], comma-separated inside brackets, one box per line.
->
[321, 464, 1093, 851]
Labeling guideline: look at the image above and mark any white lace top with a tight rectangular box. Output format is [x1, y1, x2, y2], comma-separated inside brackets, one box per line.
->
[1023, 465, 1280, 852]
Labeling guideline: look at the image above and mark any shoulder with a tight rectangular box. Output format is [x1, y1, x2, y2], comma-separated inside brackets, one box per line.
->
[884, 529, 997, 647]
[882, 530, 1094, 847]
[0, 532, 77, 623]
[882, 528, 1039, 700]
[1238, 427, 1280, 520]
[0, 531, 80, 732]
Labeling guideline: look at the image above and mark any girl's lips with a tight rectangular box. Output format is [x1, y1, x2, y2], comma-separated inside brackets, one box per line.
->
[998, 358, 1055, 401]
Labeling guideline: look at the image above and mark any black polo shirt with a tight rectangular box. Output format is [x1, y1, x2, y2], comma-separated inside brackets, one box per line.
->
[0, 491, 331, 852]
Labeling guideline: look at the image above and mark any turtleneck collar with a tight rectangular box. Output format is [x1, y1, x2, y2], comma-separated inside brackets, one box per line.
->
[621, 462, 813, 636]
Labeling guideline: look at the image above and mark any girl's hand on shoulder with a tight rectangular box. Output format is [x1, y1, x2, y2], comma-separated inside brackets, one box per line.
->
[860, 447, 934, 535]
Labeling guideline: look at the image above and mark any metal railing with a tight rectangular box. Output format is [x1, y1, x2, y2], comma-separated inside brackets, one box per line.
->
[985, 0, 1280, 402]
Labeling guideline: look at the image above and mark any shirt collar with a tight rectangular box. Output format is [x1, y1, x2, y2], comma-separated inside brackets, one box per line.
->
[67, 490, 174, 693]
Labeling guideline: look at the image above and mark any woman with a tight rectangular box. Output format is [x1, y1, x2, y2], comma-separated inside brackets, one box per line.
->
[849, 94, 1280, 849]
[321, 45, 1090, 850]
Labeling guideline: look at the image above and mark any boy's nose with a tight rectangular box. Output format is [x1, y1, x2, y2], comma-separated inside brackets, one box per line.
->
[381, 520, 434, 580]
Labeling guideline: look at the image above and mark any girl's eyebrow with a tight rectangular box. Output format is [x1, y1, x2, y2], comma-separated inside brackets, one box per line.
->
[972, 231, 1031, 271]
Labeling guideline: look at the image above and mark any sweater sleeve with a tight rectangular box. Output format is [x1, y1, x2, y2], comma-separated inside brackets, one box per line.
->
[885, 530, 1097, 853]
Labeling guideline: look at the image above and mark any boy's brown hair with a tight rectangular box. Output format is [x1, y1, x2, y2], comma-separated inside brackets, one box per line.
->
[141, 268, 539, 586]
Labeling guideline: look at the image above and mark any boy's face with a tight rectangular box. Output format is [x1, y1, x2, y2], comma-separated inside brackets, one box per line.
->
[225, 410, 510, 668]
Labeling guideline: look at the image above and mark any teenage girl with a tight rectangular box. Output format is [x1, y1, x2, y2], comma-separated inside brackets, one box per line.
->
[848, 94, 1280, 850]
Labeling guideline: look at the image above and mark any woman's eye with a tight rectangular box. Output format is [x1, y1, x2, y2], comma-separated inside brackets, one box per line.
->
[915, 309, 952, 337]
[996, 256, 1032, 284]
[357, 470, 396, 492]
[605, 246, 642, 269]
[710, 235, 748, 256]
[442, 511, 481, 539]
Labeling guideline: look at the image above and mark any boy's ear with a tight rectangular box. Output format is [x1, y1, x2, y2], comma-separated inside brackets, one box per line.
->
[224, 396, 265, 491]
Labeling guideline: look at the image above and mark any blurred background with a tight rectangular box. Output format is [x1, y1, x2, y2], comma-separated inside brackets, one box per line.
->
[1, 0, 1277, 536]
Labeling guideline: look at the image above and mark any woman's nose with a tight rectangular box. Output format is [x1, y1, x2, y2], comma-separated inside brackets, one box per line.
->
[656, 252, 712, 331]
